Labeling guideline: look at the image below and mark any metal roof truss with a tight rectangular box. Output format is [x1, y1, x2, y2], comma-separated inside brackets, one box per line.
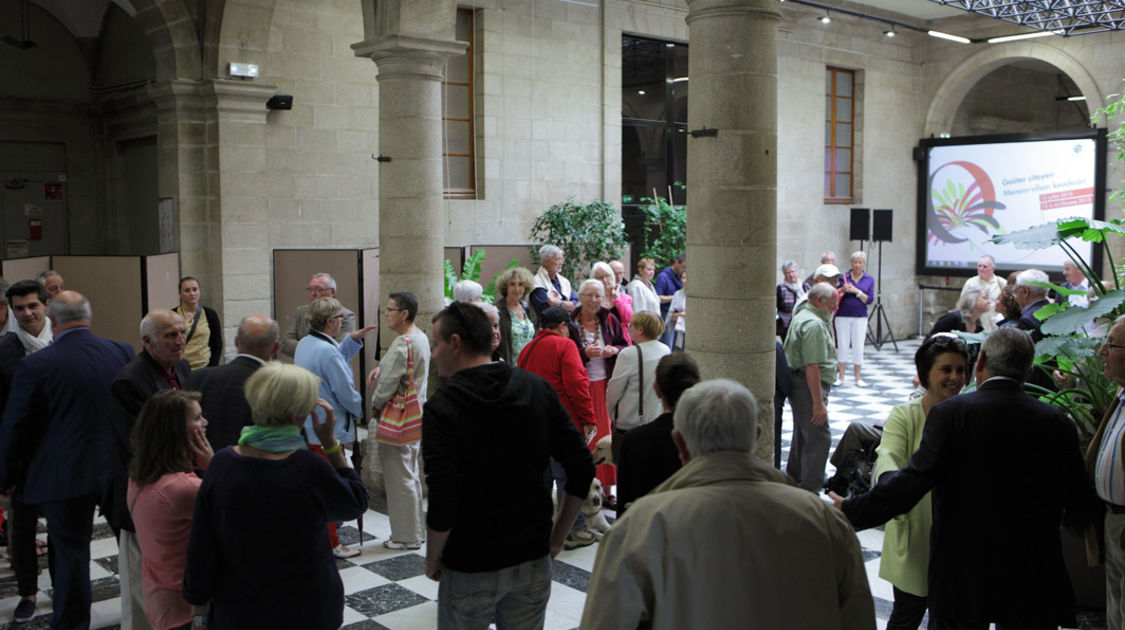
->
[932, 0, 1125, 35]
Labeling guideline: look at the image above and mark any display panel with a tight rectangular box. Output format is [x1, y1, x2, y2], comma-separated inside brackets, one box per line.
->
[916, 129, 1107, 277]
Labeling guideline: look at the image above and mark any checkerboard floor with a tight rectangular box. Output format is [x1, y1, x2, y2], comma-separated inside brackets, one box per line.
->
[0, 336, 1105, 629]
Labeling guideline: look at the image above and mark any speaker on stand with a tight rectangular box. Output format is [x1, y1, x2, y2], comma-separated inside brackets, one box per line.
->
[867, 209, 898, 352]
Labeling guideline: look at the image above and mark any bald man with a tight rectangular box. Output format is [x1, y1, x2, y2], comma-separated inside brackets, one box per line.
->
[187, 314, 281, 451]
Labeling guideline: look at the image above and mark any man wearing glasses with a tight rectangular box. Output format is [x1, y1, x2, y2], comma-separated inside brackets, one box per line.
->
[1092, 317, 1125, 630]
[280, 272, 356, 357]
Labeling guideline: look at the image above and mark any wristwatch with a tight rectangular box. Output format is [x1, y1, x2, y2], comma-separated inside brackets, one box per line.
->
[191, 614, 208, 628]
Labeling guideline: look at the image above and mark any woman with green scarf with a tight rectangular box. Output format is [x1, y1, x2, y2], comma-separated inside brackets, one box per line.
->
[183, 362, 368, 630]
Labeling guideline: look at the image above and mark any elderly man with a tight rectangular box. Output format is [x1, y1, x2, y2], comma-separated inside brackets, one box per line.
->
[609, 260, 628, 292]
[423, 302, 594, 627]
[1092, 316, 1125, 630]
[1014, 268, 1051, 342]
[110, 309, 191, 630]
[187, 314, 280, 451]
[654, 252, 685, 317]
[837, 327, 1097, 630]
[802, 250, 836, 288]
[36, 270, 63, 300]
[529, 245, 577, 318]
[280, 272, 356, 357]
[0, 292, 133, 630]
[0, 281, 53, 622]
[784, 282, 838, 491]
[798, 262, 841, 300]
[1059, 259, 1091, 308]
[959, 255, 1004, 330]
[582, 379, 874, 629]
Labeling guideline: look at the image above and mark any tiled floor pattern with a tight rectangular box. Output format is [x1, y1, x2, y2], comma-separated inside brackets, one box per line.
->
[0, 336, 1106, 629]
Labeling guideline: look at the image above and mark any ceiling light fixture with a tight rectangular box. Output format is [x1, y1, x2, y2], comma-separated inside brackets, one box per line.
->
[819, 13, 831, 24]
[928, 30, 971, 44]
[1067, 95, 1087, 102]
[883, 26, 896, 38]
[987, 30, 1062, 44]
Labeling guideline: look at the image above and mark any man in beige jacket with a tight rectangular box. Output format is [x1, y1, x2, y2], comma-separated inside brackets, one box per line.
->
[580, 379, 875, 630]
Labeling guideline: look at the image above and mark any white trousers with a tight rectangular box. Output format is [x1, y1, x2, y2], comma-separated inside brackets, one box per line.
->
[379, 441, 425, 545]
[834, 315, 867, 367]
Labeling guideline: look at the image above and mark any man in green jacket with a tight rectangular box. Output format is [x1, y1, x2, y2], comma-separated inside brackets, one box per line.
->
[783, 282, 838, 491]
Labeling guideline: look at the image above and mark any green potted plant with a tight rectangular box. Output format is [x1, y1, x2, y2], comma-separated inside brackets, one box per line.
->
[528, 199, 628, 280]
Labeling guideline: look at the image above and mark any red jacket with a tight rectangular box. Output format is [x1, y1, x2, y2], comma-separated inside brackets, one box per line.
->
[517, 330, 596, 431]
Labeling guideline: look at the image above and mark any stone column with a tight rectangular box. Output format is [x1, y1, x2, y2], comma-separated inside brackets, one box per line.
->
[685, 0, 780, 462]
[352, 35, 466, 336]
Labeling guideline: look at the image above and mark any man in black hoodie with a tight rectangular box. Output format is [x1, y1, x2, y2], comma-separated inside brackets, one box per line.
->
[423, 302, 595, 629]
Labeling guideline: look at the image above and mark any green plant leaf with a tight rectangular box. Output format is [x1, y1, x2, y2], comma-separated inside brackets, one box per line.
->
[462, 249, 486, 282]
[443, 259, 458, 300]
[1039, 289, 1125, 335]
[1034, 334, 1104, 359]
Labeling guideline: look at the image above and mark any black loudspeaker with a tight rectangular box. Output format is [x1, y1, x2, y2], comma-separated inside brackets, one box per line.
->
[849, 208, 870, 241]
[873, 209, 893, 242]
[267, 94, 293, 110]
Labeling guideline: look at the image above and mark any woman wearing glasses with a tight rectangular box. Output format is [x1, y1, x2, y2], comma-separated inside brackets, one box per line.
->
[294, 297, 377, 558]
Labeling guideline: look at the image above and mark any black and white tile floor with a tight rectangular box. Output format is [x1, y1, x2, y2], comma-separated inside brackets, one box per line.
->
[0, 337, 1106, 629]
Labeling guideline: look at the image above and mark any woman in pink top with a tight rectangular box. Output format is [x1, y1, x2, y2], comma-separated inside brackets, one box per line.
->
[128, 390, 213, 630]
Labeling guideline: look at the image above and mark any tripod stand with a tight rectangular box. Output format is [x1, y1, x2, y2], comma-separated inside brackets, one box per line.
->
[866, 239, 898, 351]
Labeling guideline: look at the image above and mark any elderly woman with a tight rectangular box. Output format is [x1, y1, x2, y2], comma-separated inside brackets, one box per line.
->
[835, 250, 875, 387]
[627, 257, 661, 316]
[172, 276, 222, 370]
[473, 302, 502, 358]
[183, 362, 368, 630]
[530, 244, 577, 317]
[129, 390, 212, 630]
[496, 266, 537, 363]
[930, 288, 990, 335]
[369, 292, 429, 550]
[776, 260, 805, 339]
[605, 311, 670, 464]
[294, 297, 376, 558]
[572, 278, 629, 505]
[592, 261, 634, 338]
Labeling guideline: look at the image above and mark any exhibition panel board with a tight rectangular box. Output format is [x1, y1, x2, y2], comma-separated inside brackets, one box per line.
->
[0, 256, 50, 285]
[50, 256, 146, 351]
[272, 249, 365, 414]
[144, 252, 182, 313]
[468, 244, 535, 292]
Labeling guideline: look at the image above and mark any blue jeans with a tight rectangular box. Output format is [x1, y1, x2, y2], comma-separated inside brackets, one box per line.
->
[437, 555, 552, 630]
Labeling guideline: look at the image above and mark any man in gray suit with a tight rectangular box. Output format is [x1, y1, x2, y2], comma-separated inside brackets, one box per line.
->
[280, 272, 356, 357]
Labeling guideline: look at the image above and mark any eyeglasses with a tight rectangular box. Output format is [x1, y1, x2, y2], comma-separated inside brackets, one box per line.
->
[1102, 341, 1125, 351]
[330, 313, 344, 320]
[307, 286, 331, 293]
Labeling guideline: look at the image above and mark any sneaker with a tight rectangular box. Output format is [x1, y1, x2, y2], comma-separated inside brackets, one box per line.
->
[13, 598, 34, 623]
[833, 377, 845, 387]
[383, 540, 423, 550]
[332, 543, 361, 559]
[855, 379, 869, 388]
[563, 529, 596, 550]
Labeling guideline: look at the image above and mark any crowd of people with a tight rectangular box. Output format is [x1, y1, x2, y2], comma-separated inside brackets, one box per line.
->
[0, 241, 1121, 630]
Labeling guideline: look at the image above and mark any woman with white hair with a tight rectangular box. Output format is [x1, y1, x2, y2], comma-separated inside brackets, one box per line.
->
[183, 362, 368, 630]
[573, 278, 629, 507]
[592, 260, 633, 341]
[530, 244, 577, 317]
[835, 251, 874, 387]
[776, 260, 805, 339]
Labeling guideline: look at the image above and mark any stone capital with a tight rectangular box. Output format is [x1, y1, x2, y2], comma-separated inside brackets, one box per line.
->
[352, 35, 467, 82]
[686, 0, 781, 24]
[204, 80, 278, 124]
[148, 79, 210, 115]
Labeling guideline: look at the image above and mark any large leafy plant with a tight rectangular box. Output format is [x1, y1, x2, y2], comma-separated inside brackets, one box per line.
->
[637, 194, 687, 268]
[980, 83, 1125, 439]
[443, 249, 518, 305]
[528, 199, 628, 280]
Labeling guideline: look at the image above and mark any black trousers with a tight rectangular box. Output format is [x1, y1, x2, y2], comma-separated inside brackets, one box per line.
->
[887, 586, 928, 630]
[8, 495, 42, 598]
[43, 494, 98, 630]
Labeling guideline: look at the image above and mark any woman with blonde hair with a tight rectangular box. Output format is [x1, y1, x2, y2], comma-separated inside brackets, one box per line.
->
[835, 250, 874, 387]
[184, 362, 367, 630]
[627, 258, 661, 315]
[605, 311, 670, 464]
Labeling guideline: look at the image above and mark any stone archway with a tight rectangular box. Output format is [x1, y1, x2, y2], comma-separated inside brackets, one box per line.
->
[129, 0, 203, 81]
[924, 43, 1104, 137]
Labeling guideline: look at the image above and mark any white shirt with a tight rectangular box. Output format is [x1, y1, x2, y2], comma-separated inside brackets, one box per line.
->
[606, 339, 671, 431]
[1095, 393, 1125, 505]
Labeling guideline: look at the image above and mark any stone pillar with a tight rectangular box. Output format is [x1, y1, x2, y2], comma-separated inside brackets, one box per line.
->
[149, 79, 274, 357]
[685, 0, 780, 462]
[352, 34, 466, 336]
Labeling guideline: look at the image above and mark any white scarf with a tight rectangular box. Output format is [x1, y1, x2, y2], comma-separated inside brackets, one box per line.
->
[533, 265, 572, 304]
[16, 318, 52, 354]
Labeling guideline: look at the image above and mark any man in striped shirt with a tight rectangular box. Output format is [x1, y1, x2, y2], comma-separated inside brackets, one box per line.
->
[1093, 316, 1125, 630]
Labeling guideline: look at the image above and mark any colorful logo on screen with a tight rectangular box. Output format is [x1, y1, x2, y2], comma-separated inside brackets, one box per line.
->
[927, 160, 1006, 245]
